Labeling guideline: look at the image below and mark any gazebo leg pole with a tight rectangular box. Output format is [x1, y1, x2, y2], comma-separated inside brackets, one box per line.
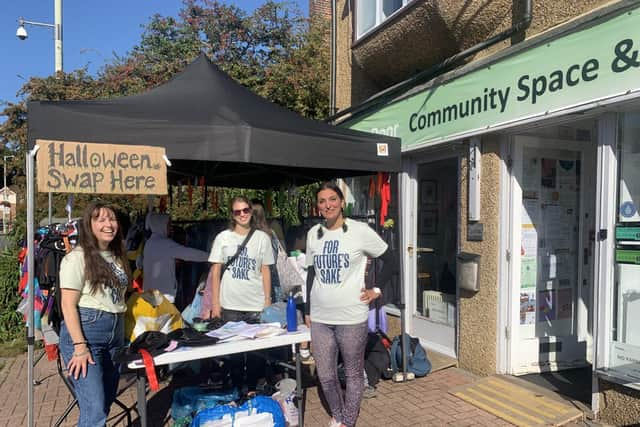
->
[27, 146, 38, 427]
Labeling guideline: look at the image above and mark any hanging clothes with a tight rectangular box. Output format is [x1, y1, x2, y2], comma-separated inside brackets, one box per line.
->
[379, 173, 391, 226]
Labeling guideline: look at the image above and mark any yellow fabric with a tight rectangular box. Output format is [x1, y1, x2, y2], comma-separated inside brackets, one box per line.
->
[124, 290, 183, 342]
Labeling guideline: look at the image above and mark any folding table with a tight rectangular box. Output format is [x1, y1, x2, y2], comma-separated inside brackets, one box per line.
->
[128, 328, 311, 426]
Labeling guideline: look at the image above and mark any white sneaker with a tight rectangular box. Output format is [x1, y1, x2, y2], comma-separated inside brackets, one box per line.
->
[328, 418, 342, 427]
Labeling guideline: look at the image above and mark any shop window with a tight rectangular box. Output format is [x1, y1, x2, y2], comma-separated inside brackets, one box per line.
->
[609, 112, 640, 381]
[355, 0, 410, 39]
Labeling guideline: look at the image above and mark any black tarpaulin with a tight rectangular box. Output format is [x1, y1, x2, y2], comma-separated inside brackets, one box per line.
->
[27, 54, 400, 188]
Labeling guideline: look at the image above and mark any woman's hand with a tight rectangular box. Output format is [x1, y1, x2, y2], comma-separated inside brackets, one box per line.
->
[67, 344, 95, 379]
[360, 288, 381, 305]
[304, 315, 311, 328]
[264, 297, 272, 308]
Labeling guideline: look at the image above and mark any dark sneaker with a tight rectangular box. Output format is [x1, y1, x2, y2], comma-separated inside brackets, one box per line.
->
[362, 385, 377, 399]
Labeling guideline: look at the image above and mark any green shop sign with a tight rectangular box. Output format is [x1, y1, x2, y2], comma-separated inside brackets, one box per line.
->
[616, 249, 640, 265]
[616, 227, 640, 241]
[348, 8, 640, 148]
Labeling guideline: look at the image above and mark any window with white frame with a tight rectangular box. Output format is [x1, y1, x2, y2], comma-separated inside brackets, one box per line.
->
[356, 0, 410, 39]
[608, 111, 640, 382]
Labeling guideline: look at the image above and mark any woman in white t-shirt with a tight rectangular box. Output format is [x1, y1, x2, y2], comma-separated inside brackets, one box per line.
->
[58, 202, 131, 427]
[208, 196, 274, 322]
[305, 182, 394, 427]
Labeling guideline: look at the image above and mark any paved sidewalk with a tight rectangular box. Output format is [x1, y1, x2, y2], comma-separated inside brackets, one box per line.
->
[1, 352, 515, 426]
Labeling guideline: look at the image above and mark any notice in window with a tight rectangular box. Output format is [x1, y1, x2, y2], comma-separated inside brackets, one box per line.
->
[520, 291, 536, 325]
[520, 256, 537, 289]
[541, 158, 557, 189]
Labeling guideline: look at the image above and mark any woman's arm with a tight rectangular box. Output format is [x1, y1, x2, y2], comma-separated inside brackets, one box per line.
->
[303, 266, 315, 316]
[361, 247, 396, 304]
[167, 240, 210, 262]
[210, 263, 222, 318]
[261, 264, 271, 307]
[60, 288, 94, 379]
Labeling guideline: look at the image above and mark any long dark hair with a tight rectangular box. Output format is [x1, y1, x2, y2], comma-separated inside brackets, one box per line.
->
[316, 181, 348, 239]
[228, 195, 256, 230]
[251, 200, 272, 236]
[80, 202, 131, 294]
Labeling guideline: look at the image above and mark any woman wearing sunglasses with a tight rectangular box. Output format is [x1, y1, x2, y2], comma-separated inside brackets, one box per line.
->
[208, 196, 274, 322]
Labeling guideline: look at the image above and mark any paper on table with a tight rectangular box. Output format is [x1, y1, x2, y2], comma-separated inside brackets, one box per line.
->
[206, 321, 285, 341]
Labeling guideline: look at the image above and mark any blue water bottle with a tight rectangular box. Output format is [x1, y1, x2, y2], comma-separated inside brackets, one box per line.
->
[286, 292, 297, 332]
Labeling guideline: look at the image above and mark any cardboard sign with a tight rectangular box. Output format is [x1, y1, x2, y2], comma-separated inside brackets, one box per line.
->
[36, 140, 168, 195]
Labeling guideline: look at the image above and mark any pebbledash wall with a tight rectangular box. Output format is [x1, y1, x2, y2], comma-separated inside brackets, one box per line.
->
[335, 1, 640, 423]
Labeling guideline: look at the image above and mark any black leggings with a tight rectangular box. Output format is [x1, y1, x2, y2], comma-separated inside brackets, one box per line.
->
[221, 309, 264, 388]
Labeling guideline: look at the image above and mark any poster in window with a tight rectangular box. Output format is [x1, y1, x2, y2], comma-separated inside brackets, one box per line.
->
[541, 158, 557, 189]
[557, 288, 573, 319]
[520, 292, 536, 325]
[520, 256, 537, 289]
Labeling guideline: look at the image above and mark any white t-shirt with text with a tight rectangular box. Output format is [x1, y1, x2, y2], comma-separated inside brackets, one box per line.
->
[306, 218, 387, 325]
[59, 247, 128, 313]
[209, 229, 275, 312]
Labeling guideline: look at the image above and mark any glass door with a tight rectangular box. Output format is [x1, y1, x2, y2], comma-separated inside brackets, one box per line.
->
[411, 157, 458, 356]
[510, 136, 595, 374]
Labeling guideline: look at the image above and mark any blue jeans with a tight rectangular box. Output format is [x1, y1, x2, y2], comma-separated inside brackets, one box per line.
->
[59, 308, 124, 427]
[311, 321, 368, 427]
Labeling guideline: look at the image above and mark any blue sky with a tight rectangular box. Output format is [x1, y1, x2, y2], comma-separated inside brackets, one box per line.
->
[0, 0, 307, 107]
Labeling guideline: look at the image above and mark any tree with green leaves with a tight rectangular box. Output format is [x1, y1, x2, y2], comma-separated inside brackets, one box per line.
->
[0, 0, 329, 229]
[0, 0, 329, 343]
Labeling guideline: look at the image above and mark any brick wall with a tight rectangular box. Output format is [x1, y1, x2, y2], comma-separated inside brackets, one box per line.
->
[309, 0, 331, 19]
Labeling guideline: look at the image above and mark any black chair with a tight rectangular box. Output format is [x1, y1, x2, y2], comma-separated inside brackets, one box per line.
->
[54, 352, 137, 427]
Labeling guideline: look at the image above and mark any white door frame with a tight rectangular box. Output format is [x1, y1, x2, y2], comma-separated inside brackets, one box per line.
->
[498, 135, 513, 374]
[504, 135, 594, 374]
[592, 112, 618, 413]
[402, 148, 460, 358]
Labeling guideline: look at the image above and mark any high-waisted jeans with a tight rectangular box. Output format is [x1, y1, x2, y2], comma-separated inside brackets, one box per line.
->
[311, 321, 368, 427]
[59, 307, 124, 427]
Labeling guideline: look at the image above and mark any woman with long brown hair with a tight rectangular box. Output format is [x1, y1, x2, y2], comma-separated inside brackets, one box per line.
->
[208, 196, 274, 322]
[305, 182, 394, 427]
[58, 202, 131, 427]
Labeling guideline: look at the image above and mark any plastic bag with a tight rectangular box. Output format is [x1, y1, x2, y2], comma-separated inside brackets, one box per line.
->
[261, 302, 302, 328]
[191, 396, 285, 427]
[183, 278, 207, 325]
[125, 290, 183, 342]
[271, 378, 298, 426]
[171, 386, 239, 427]
[275, 242, 304, 296]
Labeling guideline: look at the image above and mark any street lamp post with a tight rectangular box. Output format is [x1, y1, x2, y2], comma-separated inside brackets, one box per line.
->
[17, 0, 62, 225]
[3, 156, 15, 235]
[18, 4, 63, 426]
[17, 0, 63, 73]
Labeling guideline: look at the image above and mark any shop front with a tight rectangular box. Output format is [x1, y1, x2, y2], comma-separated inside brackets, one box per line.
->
[344, 2, 640, 421]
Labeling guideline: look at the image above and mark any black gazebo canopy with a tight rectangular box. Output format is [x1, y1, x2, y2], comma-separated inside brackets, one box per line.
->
[28, 54, 400, 188]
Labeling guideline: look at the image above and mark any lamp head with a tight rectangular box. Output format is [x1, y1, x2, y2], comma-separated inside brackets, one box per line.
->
[16, 25, 28, 40]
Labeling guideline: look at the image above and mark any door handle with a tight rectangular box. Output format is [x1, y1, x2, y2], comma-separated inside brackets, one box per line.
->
[417, 247, 435, 253]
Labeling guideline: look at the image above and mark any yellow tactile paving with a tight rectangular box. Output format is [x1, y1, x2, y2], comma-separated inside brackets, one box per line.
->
[450, 375, 583, 427]
[486, 378, 572, 414]
[454, 391, 535, 427]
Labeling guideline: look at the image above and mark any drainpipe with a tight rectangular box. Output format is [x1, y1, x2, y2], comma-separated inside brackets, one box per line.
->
[330, 0, 337, 116]
[327, 0, 532, 122]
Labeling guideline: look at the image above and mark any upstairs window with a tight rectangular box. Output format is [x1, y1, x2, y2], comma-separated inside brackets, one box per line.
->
[356, 0, 411, 39]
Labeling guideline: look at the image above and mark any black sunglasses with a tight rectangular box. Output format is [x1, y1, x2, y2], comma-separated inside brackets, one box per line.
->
[232, 207, 251, 216]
